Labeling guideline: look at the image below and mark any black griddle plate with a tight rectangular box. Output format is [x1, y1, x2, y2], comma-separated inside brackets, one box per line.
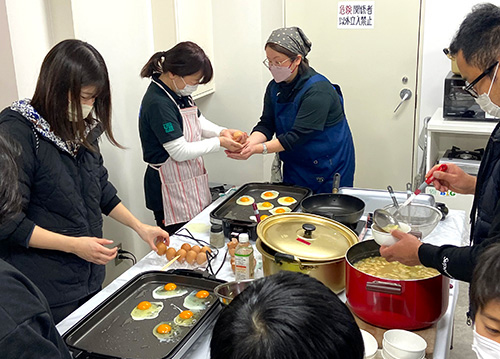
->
[63, 270, 224, 359]
[210, 182, 312, 240]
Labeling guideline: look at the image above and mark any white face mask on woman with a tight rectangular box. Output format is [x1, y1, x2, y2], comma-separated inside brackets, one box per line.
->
[472, 327, 500, 359]
[68, 103, 93, 122]
[269, 65, 293, 83]
[174, 76, 198, 97]
[475, 63, 500, 118]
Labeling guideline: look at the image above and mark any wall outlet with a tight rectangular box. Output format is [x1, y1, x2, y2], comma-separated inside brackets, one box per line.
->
[114, 243, 122, 266]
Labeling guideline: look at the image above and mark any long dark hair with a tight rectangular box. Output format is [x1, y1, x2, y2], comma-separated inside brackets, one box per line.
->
[0, 134, 22, 225]
[31, 39, 121, 150]
[140, 41, 213, 83]
[266, 43, 310, 75]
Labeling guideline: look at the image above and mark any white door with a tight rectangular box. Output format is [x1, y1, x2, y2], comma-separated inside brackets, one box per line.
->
[286, 0, 423, 190]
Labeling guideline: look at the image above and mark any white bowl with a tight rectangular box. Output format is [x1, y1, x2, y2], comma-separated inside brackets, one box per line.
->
[383, 329, 427, 359]
[360, 329, 378, 359]
[371, 222, 411, 246]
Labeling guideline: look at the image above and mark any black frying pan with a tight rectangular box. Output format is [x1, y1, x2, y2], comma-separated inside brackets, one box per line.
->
[300, 173, 365, 225]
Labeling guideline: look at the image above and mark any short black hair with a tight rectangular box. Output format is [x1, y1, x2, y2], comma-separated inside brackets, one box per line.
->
[471, 242, 500, 320]
[449, 3, 500, 70]
[0, 134, 22, 225]
[210, 271, 364, 359]
[140, 41, 213, 84]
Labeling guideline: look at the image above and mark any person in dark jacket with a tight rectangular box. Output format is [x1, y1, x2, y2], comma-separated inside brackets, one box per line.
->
[0, 133, 71, 358]
[226, 27, 355, 193]
[380, 3, 500, 283]
[0, 39, 169, 324]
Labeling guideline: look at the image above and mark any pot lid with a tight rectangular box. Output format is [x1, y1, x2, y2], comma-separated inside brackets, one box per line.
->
[256, 213, 358, 261]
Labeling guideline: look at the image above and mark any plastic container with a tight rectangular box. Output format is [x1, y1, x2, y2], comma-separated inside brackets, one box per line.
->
[210, 224, 225, 248]
[234, 233, 255, 280]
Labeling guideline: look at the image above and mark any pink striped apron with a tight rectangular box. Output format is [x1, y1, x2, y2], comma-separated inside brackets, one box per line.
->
[150, 81, 212, 226]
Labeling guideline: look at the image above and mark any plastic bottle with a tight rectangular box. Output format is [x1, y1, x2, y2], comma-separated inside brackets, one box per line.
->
[210, 224, 225, 248]
[234, 233, 255, 280]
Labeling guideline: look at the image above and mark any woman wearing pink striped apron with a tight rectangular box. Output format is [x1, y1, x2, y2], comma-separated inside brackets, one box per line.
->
[139, 42, 246, 234]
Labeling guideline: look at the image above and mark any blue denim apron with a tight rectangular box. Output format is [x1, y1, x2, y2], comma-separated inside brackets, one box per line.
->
[272, 74, 355, 193]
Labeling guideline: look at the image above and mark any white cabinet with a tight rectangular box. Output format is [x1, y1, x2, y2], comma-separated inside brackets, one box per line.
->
[424, 108, 495, 211]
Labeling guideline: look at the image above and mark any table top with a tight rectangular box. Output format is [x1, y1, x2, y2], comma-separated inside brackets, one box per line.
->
[58, 192, 467, 359]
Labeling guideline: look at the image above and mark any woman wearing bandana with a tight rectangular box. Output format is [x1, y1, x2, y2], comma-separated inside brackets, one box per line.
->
[226, 27, 355, 193]
[139, 42, 246, 234]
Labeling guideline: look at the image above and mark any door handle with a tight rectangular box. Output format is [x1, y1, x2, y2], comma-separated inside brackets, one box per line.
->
[393, 88, 412, 113]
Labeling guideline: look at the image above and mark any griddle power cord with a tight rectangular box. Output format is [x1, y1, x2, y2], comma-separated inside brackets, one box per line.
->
[117, 249, 137, 265]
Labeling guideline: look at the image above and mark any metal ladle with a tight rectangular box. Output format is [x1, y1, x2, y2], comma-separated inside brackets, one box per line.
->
[373, 209, 400, 233]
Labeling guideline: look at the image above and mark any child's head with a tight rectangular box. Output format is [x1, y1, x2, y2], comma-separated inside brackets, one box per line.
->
[471, 242, 500, 343]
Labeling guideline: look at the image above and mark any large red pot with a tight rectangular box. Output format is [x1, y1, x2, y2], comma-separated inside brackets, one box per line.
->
[345, 240, 449, 330]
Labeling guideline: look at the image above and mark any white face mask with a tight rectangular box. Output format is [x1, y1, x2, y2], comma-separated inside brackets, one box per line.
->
[174, 77, 198, 97]
[269, 64, 293, 83]
[472, 327, 500, 359]
[68, 103, 93, 122]
[475, 64, 500, 118]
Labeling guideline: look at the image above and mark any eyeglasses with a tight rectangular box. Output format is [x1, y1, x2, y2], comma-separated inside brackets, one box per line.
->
[463, 61, 499, 98]
[262, 57, 292, 69]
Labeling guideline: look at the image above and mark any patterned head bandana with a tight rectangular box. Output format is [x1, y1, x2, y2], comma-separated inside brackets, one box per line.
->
[266, 27, 312, 57]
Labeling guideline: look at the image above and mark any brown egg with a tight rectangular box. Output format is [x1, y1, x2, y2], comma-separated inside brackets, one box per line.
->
[196, 251, 207, 265]
[186, 250, 197, 265]
[156, 242, 167, 256]
[166, 247, 177, 260]
[176, 248, 187, 263]
[200, 246, 212, 254]
[191, 245, 201, 253]
[181, 243, 191, 252]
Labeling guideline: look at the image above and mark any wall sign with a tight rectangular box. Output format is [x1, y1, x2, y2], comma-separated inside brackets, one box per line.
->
[338, 1, 374, 29]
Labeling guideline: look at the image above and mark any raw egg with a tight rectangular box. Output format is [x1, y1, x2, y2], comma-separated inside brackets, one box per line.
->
[196, 252, 207, 265]
[191, 245, 201, 253]
[232, 130, 244, 141]
[152, 322, 181, 342]
[183, 290, 211, 311]
[156, 242, 167, 256]
[260, 190, 279, 200]
[174, 310, 197, 327]
[236, 195, 255, 206]
[152, 283, 188, 299]
[200, 246, 211, 254]
[257, 202, 274, 211]
[277, 196, 297, 206]
[269, 207, 292, 215]
[186, 250, 197, 265]
[176, 249, 187, 263]
[166, 247, 177, 260]
[130, 301, 163, 320]
[181, 243, 191, 252]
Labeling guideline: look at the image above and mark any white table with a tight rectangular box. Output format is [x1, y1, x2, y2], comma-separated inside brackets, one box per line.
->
[58, 194, 467, 359]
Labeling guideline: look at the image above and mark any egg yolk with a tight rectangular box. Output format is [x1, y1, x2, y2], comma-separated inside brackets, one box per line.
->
[196, 290, 209, 299]
[137, 301, 152, 310]
[262, 202, 272, 207]
[260, 215, 269, 220]
[179, 310, 193, 319]
[275, 208, 286, 213]
[157, 324, 172, 334]
[240, 197, 250, 202]
[284, 197, 294, 202]
[263, 192, 273, 197]
[164, 283, 177, 291]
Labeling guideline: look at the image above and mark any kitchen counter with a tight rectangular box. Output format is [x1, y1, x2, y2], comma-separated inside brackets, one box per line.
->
[57, 192, 467, 359]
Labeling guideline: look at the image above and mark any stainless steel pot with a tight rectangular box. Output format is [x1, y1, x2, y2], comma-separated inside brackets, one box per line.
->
[256, 213, 358, 293]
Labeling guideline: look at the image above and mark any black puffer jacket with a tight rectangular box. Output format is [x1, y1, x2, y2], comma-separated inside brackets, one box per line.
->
[419, 122, 500, 282]
[0, 104, 120, 307]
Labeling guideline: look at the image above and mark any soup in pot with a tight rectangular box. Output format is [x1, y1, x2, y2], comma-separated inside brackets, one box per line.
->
[354, 256, 440, 280]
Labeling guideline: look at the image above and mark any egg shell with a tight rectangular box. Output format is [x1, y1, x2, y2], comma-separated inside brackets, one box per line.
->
[191, 245, 201, 253]
[229, 247, 236, 257]
[230, 257, 236, 273]
[186, 250, 197, 265]
[156, 242, 167, 256]
[176, 248, 187, 263]
[166, 247, 177, 260]
[181, 243, 191, 252]
[200, 246, 212, 254]
[196, 252, 207, 264]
